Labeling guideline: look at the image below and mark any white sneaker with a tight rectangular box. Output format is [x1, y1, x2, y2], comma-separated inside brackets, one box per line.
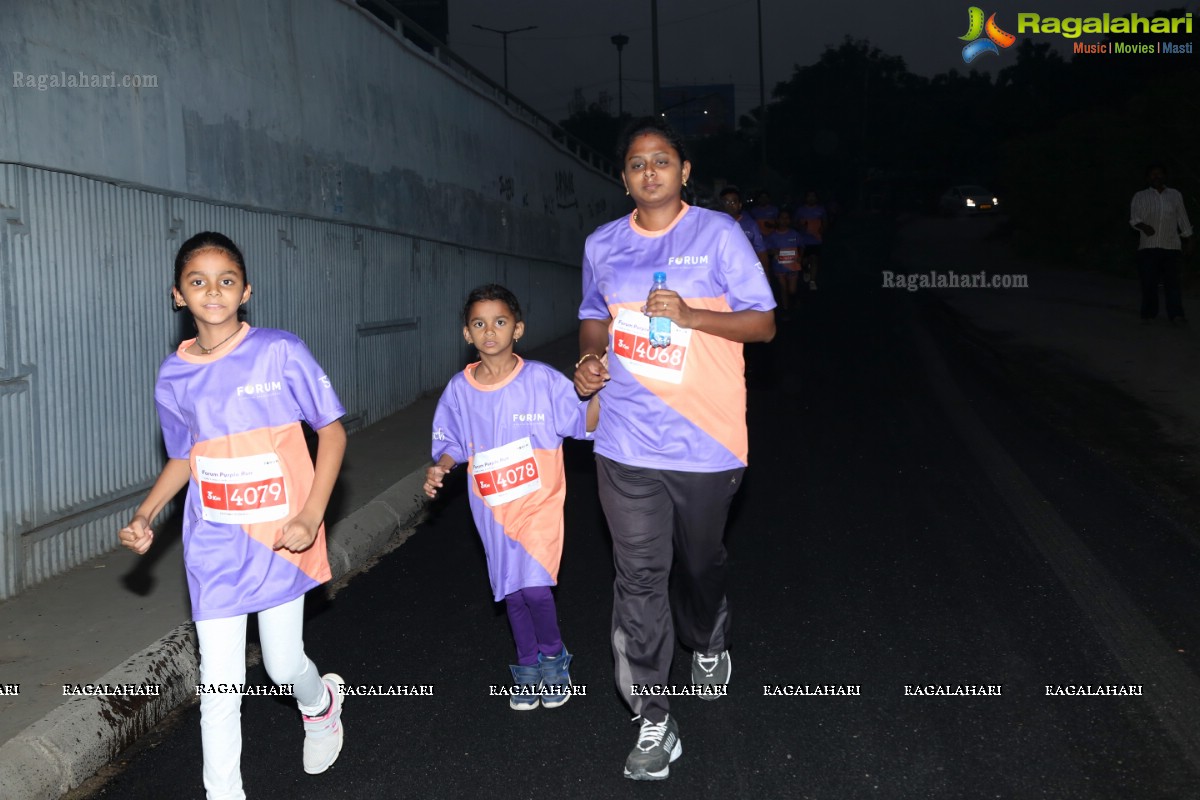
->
[302, 673, 345, 774]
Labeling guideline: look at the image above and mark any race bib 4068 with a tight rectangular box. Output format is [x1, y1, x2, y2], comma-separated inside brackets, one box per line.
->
[612, 308, 691, 385]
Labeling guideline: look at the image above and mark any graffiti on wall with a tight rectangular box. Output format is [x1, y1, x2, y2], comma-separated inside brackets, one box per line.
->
[555, 170, 578, 210]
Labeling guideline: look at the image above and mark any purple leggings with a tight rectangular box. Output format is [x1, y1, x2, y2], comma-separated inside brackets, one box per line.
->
[505, 586, 563, 666]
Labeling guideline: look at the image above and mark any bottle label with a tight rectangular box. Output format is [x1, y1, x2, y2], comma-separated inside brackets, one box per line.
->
[196, 453, 290, 524]
[612, 308, 691, 385]
[471, 437, 542, 507]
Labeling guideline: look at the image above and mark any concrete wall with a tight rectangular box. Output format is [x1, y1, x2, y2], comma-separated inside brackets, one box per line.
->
[0, 0, 626, 598]
[0, 0, 621, 257]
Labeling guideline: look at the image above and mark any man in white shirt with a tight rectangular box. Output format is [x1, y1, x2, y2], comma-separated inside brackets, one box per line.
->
[1130, 164, 1194, 323]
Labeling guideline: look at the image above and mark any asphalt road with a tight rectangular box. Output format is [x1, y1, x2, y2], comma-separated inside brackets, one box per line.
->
[78, 216, 1200, 799]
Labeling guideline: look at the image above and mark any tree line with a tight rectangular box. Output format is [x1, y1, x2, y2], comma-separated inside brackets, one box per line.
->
[562, 10, 1197, 273]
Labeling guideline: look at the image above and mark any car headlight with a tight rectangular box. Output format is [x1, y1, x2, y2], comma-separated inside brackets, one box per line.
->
[966, 198, 976, 207]
[992, 197, 999, 205]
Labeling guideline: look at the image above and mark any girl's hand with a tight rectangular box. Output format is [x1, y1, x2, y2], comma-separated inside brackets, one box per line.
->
[645, 289, 696, 329]
[274, 516, 318, 553]
[118, 516, 154, 555]
[424, 464, 451, 498]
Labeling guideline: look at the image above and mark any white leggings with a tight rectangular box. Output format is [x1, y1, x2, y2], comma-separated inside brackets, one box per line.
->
[195, 594, 327, 800]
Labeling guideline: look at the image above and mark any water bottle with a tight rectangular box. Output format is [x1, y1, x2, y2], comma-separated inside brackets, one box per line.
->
[648, 271, 671, 348]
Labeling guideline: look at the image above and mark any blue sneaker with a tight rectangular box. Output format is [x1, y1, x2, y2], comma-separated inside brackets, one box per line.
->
[508, 663, 541, 711]
[537, 646, 573, 709]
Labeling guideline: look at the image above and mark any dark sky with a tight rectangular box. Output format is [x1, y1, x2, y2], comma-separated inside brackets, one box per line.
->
[447, 0, 1194, 121]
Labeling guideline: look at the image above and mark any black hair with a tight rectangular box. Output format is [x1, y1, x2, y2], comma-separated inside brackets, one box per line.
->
[174, 231, 248, 290]
[1146, 163, 1167, 175]
[172, 231, 249, 315]
[463, 283, 523, 326]
[615, 116, 689, 165]
[720, 186, 742, 199]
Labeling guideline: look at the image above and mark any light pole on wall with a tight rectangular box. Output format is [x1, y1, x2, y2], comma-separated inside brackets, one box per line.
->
[472, 23, 538, 94]
[610, 33, 629, 118]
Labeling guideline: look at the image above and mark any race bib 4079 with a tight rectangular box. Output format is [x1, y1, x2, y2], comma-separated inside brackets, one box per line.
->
[196, 453, 290, 524]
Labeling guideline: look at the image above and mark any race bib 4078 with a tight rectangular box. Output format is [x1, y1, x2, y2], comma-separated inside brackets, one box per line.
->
[472, 437, 542, 507]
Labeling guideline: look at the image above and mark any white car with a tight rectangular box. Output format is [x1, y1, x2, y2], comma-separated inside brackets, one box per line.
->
[939, 185, 1000, 215]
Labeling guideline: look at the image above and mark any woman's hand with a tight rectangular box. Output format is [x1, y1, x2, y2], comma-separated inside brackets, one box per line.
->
[574, 354, 609, 396]
[645, 288, 696, 329]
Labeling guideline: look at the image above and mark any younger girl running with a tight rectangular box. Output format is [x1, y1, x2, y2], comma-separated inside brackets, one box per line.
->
[424, 284, 598, 710]
[119, 232, 348, 799]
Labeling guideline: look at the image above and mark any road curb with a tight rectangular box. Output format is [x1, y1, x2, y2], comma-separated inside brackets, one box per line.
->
[0, 466, 430, 800]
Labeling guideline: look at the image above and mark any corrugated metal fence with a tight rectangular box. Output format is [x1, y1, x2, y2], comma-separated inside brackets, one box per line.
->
[0, 163, 581, 599]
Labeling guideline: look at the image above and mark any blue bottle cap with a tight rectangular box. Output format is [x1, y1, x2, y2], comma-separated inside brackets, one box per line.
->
[653, 271, 666, 282]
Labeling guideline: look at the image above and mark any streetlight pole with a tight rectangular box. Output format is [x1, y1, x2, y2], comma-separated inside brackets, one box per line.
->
[650, 0, 661, 113]
[757, 0, 766, 170]
[610, 34, 629, 118]
[472, 23, 538, 94]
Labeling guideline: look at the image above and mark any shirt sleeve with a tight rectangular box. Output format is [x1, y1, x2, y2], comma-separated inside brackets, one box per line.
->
[548, 369, 592, 441]
[720, 219, 777, 312]
[1176, 191, 1194, 238]
[154, 368, 193, 460]
[579, 238, 612, 321]
[283, 336, 346, 430]
[1130, 192, 1145, 228]
[431, 382, 468, 464]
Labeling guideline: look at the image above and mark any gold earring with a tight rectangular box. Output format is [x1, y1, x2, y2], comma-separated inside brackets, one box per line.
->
[683, 179, 688, 187]
[625, 189, 630, 196]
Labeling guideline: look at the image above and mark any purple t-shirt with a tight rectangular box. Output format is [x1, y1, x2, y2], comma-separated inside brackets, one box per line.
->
[794, 204, 826, 245]
[765, 229, 804, 273]
[735, 215, 766, 254]
[155, 324, 345, 620]
[432, 357, 591, 600]
[579, 204, 775, 472]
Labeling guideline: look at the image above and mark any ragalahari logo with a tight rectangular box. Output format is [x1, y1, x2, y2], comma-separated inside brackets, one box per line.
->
[960, 7, 1017, 63]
